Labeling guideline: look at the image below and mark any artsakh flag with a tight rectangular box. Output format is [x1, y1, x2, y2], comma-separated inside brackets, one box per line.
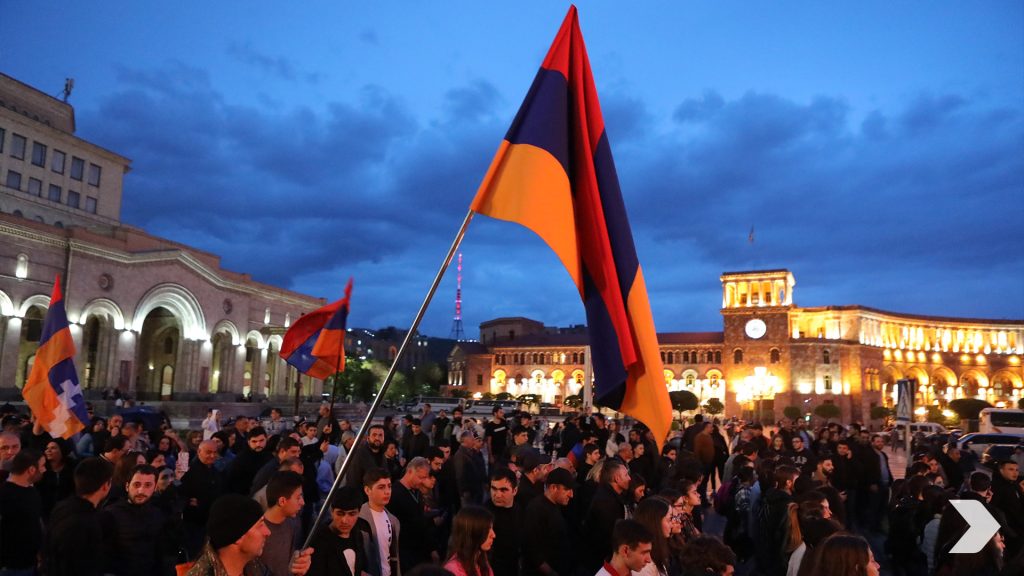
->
[470, 6, 672, 446]
[280, 279, 353, 380]
[22, 276, 89, 439]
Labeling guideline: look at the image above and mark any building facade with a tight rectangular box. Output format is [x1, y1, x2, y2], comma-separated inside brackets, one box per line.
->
[448, 269, 1024, 423]
[0, 73, 327, 401]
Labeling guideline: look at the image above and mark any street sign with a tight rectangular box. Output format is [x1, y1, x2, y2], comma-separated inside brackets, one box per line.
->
[896, 378, 914, 423]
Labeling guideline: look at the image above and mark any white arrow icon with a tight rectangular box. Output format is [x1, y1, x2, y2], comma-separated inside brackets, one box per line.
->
[949, 499, 1001, 554]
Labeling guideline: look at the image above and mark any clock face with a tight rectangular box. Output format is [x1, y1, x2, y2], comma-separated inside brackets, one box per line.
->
[745, 319, 767, 339]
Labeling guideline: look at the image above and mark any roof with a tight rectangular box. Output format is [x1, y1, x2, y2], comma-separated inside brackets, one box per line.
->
[657, 332, 726, 344]
[796, 305, 1023, 326]
[486, 330, 725, 349]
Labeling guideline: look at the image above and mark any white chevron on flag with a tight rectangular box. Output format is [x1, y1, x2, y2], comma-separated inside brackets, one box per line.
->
[50, 378, 82, 438]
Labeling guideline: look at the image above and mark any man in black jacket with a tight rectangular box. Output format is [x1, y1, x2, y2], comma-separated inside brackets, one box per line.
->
[344, 424, 385, 490]
[389, 457, 436, 569]
[224, 426, 271, 495]
[486, 467, 523, 576]
[453, 430, 486, 507]
[991, 460, 1023, 557]
[522, 468, 576, 576]
[308, 486, 370, 576]
[45, 457, 113, 576]
[582, 459, 630, 573]
[755, 465, 798, 576]
[0, 450, 45, 574]
[101, 464, 168, 575]
[400, 419, 430, 461]
[180, 439, 225, 558]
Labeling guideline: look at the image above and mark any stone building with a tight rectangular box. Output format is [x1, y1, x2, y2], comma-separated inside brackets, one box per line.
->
[449, 269, 1024, 423]
[0, 72, 327, 401]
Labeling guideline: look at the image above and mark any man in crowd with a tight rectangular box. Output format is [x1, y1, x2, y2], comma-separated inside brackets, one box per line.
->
[101, 464, 167, 576]
[100, 435, 128, 466]
[359, 468, 401, 576]
[344, 424, 386, 490]
[583, 459, 630, 573]
[453, 430, 486, 507]
[400, 418, 430, 461]
[308, 486, 370, 576]
[755, 465, 799, 576]
[187, 493, 310, 575]
[389, 456, 437, 568]
[514, 450, 547, 508]
[486, 467, 522, 576]
[180, 439, 225, 558]
[45, 457, 113, 576]
[251, 435, 302, 495]
[990, 459, 1023, 557]
[419, 403, 437, 442]
[485, 406, 510, 466]
[0, 450, 45, 575]
[265, 407, 288, 437]
[596, 519, 653, 576]
[0, 431, 22, 481]
[259, 471, 313, 576]
[225, 425, 271, 494]
[523, 467, 576, 576]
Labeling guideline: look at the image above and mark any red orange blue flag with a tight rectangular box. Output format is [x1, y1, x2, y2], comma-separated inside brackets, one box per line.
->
[22, 276, 89, 439]
[470, 6, 672, 445]
[280, 279, 353, 380]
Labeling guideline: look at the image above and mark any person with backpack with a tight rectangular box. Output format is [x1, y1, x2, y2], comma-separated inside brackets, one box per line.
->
[723, 465, 757, 564]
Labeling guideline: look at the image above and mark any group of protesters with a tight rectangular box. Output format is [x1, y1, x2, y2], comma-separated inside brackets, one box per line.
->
[0, 401, 1022, 576]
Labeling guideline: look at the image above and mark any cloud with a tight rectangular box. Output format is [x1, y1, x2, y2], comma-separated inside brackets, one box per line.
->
[78, 64, 1024, 334]
[226, 42, 321, 84]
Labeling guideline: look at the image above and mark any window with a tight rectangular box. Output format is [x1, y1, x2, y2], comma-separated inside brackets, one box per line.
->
[11, 134, 26, 159]
[27, 177, 42, 196]
[715, 350, 722, 363]
[67, 191, 80, 209]
[770, 348, 781, 364]
[477, 374, 483, 386]
[70, 156, 85, 180]
[88, 163, 101, 186]
[51, 150, 65, 174]
[85, 196, 97, 213]
[5, 170, 22, 190]
[823, 350, 831, 364]
[31, 142, 46, 166]
[0, 127, 5, 153]
[682, 351, 690, 364]
[48, 184, 62, 202]
[734, 349, 744, 364]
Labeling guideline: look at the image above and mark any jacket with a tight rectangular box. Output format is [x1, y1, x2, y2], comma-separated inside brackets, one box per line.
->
[358, 503, 402, 576]
[45, 496, 106, 576]
[100, 499, 168, 576]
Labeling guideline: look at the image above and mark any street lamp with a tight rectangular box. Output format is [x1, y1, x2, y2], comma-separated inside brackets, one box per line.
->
[743, 367, 779, 423]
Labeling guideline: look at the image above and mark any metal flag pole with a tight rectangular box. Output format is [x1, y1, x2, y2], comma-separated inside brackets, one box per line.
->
[301, 209, 475, 550]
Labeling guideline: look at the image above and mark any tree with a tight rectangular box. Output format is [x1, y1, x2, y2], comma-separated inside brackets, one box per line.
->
[334, 358, 378, 402]
[480, 392, 496, 400]
[518, 394, 541, 406]
[449, 388, 471, 399]
[564, 394, 583, 408]
[949, 398, 992, 421]
[813, 403, 841, 422]
[1019, 397, 1024, 410]
[669, 390, 699, 423]
[870, 406, 893, 421]
[495, 392, 514, 401]
[783, 406, 802, 421]
[704, 398, 725, 416]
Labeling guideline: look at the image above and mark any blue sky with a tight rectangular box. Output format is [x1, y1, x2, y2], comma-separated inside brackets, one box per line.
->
[3, 2, 1022, 337]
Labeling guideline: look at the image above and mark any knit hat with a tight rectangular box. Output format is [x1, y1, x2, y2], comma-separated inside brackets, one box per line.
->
[207, 494, 265, 549]
[545, 467, 577, 489]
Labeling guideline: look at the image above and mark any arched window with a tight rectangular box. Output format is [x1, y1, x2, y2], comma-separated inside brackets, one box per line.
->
[580, 351, 585, 364]
[824, 375, 834, 393]
[660, 351, 666, 362]
[572, 352, 579, 364]
[770, 348, 781, 364]
[714, 351, 722, 364]
[823, 350, 831, 364]
[682, 351, 690, 364]
[733, 349, 743, 364]
[685, 374, 696, 387]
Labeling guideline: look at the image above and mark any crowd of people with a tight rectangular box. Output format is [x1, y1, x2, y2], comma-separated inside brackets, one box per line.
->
[0, 401, 1022, 576]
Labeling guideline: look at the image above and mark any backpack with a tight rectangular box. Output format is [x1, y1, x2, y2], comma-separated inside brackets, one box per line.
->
[714, 477, 739, 515]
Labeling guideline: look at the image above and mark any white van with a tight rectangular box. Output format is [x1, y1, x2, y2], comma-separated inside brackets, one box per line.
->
[907, 422, 947, 436]
[979, 408, 1024, 434]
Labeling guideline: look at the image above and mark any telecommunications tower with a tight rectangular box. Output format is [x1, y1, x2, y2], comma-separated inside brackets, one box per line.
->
[449, 253, 465, 340]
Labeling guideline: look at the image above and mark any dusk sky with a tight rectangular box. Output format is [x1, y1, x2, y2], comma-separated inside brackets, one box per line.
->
[4, 2, 1022, 338]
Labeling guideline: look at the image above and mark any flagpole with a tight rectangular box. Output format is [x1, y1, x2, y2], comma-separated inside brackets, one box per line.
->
[301, 209, 476, 551]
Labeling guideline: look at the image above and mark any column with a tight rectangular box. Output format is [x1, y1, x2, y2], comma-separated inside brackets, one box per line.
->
[0, 317, 21, 392]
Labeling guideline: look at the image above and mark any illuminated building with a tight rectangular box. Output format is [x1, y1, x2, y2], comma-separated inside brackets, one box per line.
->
[0, 72, 326, 401]
[449, 269, 1024, 422]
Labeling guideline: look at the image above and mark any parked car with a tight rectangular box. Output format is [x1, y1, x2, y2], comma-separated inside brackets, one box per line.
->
[981, 444, 1024, 466]
[956, 432, 1024, 456]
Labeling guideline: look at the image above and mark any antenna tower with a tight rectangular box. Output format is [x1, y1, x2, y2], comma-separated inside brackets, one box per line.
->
[449, 253, 465, 340]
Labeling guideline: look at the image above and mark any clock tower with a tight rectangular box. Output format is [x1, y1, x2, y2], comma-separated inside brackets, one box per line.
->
[720, 270, 797, 420]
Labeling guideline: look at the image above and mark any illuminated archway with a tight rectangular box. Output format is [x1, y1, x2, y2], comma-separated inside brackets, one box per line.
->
[132, 284, 206, 340]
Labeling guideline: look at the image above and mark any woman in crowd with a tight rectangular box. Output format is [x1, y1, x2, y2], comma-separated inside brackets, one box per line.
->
[634, 497, 676, 576]
[806, 533, 879, 576]
[677, 480, 702, 543]
[75, 417, 106, 457]
[444, 505, 495, 576]
[39, 438, 77, 518]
